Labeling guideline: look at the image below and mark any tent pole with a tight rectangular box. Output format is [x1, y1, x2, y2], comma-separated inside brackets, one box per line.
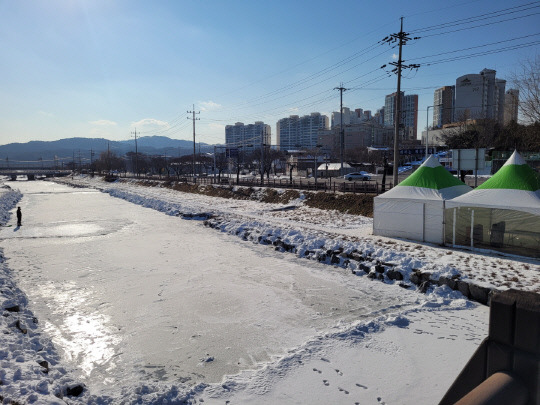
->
[470, 209, 475, 249]
[442, 200, 446, 246]
[452, 208, 456, 246]
[422, 203, 426, 242]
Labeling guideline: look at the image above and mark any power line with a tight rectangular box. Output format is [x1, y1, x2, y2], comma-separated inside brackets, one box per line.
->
[413, 33, 540, 62]
[418, 11, 540, 39]
[421, 40, 540, 66]
[411, 2, 540, 34]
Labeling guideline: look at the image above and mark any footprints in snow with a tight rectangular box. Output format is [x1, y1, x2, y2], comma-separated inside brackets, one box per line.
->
[407, 311, 486, 343]
[311, 358, 376, 401]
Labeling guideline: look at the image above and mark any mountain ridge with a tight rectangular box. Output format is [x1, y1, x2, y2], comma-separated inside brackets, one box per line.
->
[0, 136, 216, 162]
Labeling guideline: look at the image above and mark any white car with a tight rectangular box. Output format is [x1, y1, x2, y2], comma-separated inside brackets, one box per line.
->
[344, 171, 371, 181]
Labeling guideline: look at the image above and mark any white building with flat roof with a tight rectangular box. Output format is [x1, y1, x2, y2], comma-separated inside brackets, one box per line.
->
[276, 113, 328, 151]
[331, 107, 372, 128]
[454, 69, 506, 123]
[225, 121, 271, 152]
[384, 92, 418, 141]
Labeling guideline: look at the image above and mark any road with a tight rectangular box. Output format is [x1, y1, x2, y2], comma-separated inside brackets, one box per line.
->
[1, 180, 420, 396]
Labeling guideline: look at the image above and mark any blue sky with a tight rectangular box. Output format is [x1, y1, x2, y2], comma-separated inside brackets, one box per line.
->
[1, 0, 538, 146]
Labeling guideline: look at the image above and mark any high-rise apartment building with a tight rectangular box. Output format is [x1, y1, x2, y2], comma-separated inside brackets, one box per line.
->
[318, 122, 394, 154]
[225, 121, 271, 153]
[374, 107, 385, 126]
[454, 68, 506, 123]
[331, 107, 372, 128]
[276, 113, 328, 151]
[433, 86, 455, 128]
[384, 92, 418, 140]
[503, 89, 519, 124]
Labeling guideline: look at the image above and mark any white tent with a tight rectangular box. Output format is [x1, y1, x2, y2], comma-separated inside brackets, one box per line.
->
[373, 155, 471, 244]
[445, 151, 540, 257]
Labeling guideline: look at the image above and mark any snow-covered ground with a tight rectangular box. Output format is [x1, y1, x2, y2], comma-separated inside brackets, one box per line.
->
[0, 176, 537, 404]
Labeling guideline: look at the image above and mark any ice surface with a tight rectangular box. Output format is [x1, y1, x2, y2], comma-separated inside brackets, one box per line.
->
[2, 181, 418, 398]
[0, 177, 536, 404]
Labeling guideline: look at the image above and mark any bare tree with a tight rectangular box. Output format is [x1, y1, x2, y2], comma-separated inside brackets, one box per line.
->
[150, 156, 168, 178]
[494, 121, 540, 151]
[441, 112, 497, 149]
[214, 150, 228, 181]
[511, 56, 540, 124]
[95, 151, 125, 173]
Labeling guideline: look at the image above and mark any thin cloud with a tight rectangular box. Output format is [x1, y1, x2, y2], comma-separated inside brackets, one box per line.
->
[38, 110, 54, 117]
[208, 123, 225, 131]
[90, 120, 117, 126]
[199, 101, 222, 112]
[392, 53, 398, 60]
[131, 118, 170, 130]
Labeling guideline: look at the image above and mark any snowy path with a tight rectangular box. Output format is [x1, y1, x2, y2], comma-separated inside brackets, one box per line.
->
[1, 181, 422, 400]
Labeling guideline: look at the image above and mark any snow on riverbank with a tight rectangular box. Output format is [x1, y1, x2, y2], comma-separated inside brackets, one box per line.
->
[0, 176, 536, 404]
[0, 187, 88, 404]
[56, 175, 540, 293]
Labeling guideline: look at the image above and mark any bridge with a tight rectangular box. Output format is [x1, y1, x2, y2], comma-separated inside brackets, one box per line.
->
[0, 169, 72, 181]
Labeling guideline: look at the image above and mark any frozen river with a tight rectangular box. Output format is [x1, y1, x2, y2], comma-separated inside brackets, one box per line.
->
[1, 181, 419, 396]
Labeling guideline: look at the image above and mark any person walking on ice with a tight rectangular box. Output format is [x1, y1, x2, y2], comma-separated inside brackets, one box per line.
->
[16, 207, 22, 226]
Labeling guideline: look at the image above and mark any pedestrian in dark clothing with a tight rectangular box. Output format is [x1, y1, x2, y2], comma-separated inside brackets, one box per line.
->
[16, 207, 22, 226]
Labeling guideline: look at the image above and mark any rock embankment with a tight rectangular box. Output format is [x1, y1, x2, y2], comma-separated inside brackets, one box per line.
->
[204, 217, 495, 306]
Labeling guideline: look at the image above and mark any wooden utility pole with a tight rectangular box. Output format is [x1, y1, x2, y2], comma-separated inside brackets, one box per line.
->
[131, 128, 139, 177]
[187, 105, 200, 177]
[334, 84, 348, 177]
[381, 17, 420, 187]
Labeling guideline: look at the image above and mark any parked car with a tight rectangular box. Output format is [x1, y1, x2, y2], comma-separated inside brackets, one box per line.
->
[344, 171, 371, 181]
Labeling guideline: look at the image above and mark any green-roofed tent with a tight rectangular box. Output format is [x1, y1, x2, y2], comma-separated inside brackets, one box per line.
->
[445, 151, 540, 258]
[373, 155, 471, 244]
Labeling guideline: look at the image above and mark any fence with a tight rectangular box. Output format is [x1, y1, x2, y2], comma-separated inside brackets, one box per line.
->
[183, 175, 390, 195]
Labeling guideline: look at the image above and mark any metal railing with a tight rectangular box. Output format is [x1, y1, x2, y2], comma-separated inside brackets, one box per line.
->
[184, 176, 390, 195]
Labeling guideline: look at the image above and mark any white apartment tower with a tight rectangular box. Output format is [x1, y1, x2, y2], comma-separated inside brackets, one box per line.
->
[225, 121, 271, 153]
[454, 68, 506, 123]
[384, 92, 419, 140]
[276, 113, 329, 151]
[331, 107, 372, 128]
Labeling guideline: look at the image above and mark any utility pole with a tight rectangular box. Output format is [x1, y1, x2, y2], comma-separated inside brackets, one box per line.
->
[213, 146, 217, 180]
[187, 105, 200, 177]
[131, 128, 139, 177]
[334, 83, 348, 176]
[90, 149, 94, 174]
[260, 128, 265, 186]
[381, 17, 420, 187]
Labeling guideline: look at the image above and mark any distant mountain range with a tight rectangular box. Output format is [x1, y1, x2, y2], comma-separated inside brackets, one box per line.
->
[0, 136, 216, 164]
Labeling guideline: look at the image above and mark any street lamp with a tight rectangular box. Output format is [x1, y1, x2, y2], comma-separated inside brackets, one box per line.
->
[314, 144, 323, 183]
[426, 105, 433, 160]
[426, 104, 443, 159]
